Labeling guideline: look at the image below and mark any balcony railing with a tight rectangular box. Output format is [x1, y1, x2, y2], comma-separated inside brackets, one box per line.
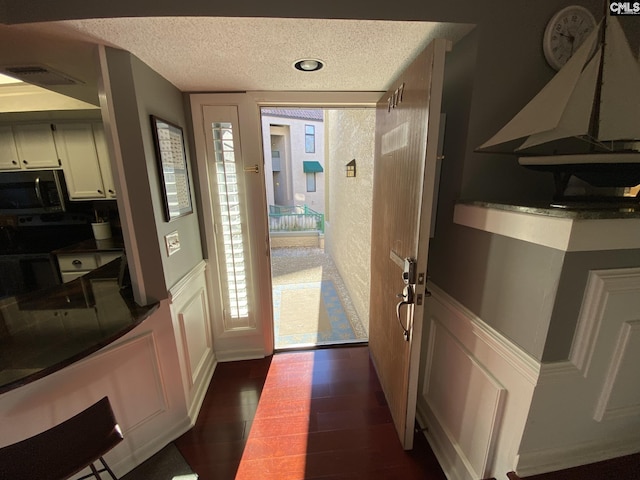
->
[268, 205, 324, 233]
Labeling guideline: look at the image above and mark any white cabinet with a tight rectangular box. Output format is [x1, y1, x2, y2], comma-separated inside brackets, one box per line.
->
[1, 121, 116, 199]
[55, 123, 105, 200]
[92, 124, 116, 198]
[54, 122, 116, 200]
[13, 124, 60, 169]
[0, 126, 20, 170]
[57, 250, 123, 283]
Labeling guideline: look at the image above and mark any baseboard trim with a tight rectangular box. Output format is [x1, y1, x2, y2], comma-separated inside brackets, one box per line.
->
[417, 402, 477, 480]
[516, 436, 640, 477]
[111, 415, 192, 477]
[187, 356, 217, 424]
[215, 348, 266, 362]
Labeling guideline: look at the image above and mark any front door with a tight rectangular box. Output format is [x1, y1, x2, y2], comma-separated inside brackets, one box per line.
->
[368, 38, 448, 449]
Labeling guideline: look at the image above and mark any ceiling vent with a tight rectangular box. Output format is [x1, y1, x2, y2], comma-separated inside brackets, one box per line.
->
[0, 65, 83, 86]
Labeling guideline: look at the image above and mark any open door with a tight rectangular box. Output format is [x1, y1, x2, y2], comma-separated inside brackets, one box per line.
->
[368, 38, 449, 449]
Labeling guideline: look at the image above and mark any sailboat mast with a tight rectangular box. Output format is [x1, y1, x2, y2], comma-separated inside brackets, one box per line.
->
[588, 1, 608, 145]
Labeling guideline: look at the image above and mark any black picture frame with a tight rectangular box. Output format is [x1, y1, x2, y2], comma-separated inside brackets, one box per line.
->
[150, 115, 193, 222]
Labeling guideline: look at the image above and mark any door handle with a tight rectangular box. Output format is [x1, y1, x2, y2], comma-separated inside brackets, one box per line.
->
[34, 177, 44, 207]
[243, 164, 260, 174]
[396, 284, 414, 342]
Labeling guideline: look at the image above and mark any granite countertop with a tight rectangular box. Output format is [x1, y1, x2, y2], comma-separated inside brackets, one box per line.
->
[0, 257, 158, 394]
[459, 200, 640, 219]
[52, 237, 126, 255]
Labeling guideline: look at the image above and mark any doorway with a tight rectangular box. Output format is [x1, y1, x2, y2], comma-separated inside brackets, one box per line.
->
[260, 106, 375, 350]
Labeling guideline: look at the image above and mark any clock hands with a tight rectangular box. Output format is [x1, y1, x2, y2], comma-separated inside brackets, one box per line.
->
[557, 31, 575, 42]
[557, 31, 576, 55]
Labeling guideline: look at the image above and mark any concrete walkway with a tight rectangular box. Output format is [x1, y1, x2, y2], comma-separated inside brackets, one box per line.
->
[270, 247, 368, 348]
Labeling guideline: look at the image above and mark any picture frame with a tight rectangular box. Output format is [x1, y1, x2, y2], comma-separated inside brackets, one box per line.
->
[150, 115, 193, 222]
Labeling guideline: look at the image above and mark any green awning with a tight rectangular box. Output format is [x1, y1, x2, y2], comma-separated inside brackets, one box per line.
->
[303, 161, 324, 173]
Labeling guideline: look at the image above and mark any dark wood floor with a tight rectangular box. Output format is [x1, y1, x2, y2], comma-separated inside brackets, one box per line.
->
[174, 345, 446, 480]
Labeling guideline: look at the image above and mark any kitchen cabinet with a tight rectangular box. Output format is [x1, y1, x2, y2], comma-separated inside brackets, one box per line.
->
[57, 249, 123, 283]
[13, 124, 61, 169]
[92, 124, 116, 198]
[0, 126, 20, 170]
[54, 122, 116, 200]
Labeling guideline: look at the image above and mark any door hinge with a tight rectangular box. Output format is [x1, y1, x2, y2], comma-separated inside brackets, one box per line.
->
[244, 164, 260, 174]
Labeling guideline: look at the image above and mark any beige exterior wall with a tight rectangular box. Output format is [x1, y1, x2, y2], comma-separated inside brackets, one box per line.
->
[261, 112, 325, 214]
[325, 109, 375, 332]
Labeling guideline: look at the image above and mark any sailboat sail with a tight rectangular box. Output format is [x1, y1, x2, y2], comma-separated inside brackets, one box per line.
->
[599, 16, 640, 141]
[477, 16, 640, 155]
[517, 48, 600, 150]
[477, 24, 600, 151]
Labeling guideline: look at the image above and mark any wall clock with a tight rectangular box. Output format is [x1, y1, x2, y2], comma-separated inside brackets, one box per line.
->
[543, 5, 597, 70]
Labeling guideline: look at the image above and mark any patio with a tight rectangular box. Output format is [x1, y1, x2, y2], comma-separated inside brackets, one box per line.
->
[270, 247, 368, 349]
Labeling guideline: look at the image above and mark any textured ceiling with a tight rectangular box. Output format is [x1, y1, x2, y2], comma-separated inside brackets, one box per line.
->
[30, 17, 474, 92]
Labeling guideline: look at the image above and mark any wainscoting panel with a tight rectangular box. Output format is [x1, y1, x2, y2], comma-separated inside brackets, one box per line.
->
[94, 332, 168, 431]
[179, 290, 212, 385]
[424, 320, 506, 479]
[594, 320, 640, 422]
[417, 284, 539, 480]
[169, 260, 216, 423]
[517, 267, 640, 476]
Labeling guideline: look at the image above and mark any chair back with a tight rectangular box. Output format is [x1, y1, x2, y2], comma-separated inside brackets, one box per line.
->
[0, 396, 123, 480]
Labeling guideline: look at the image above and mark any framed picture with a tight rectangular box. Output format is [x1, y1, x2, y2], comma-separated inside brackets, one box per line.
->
[150, 115, 193, 222]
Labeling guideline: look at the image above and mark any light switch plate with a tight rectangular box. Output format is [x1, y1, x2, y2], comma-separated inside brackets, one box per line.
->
[165, 230, 180, 256]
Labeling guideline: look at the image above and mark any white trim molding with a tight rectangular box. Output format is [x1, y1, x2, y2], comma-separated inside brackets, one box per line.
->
[570, 267, 640, 376]
[517, 436, 640, 477]
[593, 320, 640, 422]
[418, 284, 540, 480]
[453, 203, 640, 252]
[516, 267, 640, 477]
[168, 260, 216, 423]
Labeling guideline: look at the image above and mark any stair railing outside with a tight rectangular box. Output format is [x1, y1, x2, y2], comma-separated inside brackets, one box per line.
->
[268, 204, 324, 233]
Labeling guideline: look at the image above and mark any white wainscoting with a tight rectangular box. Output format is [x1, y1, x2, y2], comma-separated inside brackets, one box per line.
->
[417, 284, 540, 480]
[516, 267, 640, 476]
[169, 260, 217, 423]
[0, 301, 192, 478]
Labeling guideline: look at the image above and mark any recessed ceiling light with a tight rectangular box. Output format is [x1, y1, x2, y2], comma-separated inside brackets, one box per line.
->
[293, 59, 324, 72]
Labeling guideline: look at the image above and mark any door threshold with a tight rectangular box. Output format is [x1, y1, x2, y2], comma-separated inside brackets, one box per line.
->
[274, 340, 368, 353]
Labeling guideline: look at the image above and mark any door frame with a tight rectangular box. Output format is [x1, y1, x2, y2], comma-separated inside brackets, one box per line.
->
[190, 92, 380, 360]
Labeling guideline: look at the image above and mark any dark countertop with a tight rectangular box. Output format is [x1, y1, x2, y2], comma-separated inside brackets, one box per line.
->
[52, 237, 126, 255]
[0, 257, 158, 394]
[458, 200, 640, 219]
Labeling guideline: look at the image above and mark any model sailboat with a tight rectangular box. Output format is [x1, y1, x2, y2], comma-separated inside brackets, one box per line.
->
[477, 14, 640, 196]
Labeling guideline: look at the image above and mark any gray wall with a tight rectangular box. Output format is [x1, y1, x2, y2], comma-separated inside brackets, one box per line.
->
[428, 28, 566, 360]
[102, 47, 202, 302]
[130, 54, 203, 289]
[426, 4, 640, 361]
[543, 248, 640, 361]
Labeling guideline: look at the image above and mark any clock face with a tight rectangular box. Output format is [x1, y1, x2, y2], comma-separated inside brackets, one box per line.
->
[543, 6, 597, 70]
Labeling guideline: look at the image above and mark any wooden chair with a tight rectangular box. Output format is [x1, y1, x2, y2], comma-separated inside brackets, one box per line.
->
[0, 396, 124, 480]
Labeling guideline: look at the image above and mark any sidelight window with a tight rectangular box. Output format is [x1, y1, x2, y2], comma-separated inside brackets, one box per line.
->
[211, 122, 249, 322]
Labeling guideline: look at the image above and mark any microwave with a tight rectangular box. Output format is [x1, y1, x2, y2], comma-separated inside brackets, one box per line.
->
[0, 169, 68, 215]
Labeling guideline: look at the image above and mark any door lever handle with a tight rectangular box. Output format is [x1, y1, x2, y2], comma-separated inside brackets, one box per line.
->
[395, 285, 414, 342]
